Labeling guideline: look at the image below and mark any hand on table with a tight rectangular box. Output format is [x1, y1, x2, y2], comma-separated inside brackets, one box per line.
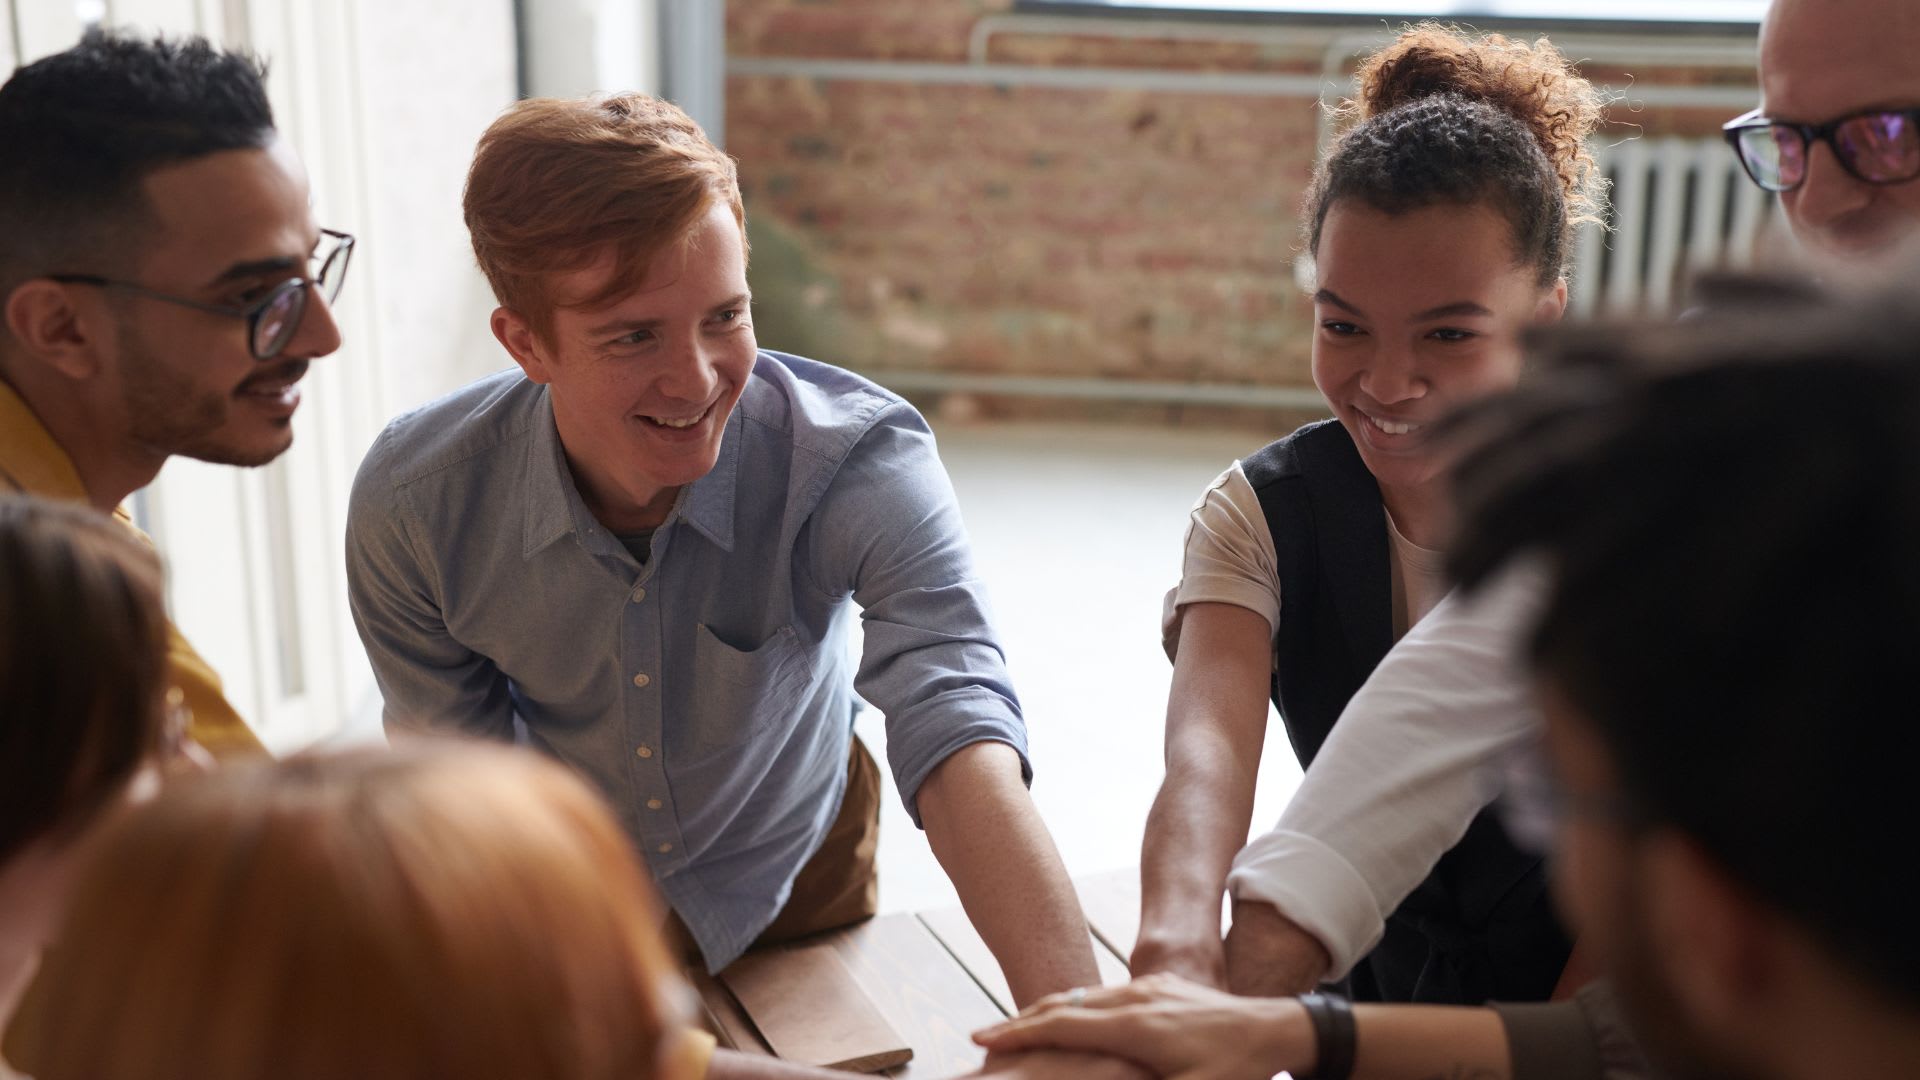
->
[972, 973, 1310, 1080]
[1222, 899, 1331, 997]
[971, 1049, 1152, 1080]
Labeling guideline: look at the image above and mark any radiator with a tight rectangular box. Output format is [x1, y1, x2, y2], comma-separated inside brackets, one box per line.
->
[1571, 136, 1780, 316]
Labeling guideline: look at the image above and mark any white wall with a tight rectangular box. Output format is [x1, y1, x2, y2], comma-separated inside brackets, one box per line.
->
[522, 0, 661, 100]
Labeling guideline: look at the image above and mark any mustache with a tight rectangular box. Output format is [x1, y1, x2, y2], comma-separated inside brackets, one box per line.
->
[236, 359, 310, 391]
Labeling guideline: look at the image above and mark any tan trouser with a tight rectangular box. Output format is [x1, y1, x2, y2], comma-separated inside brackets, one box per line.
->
[666, 735, 881, 965]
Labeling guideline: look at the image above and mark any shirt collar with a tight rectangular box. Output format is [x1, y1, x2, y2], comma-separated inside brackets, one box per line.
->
[520, 388, 741, 558]
[677, 405, 740, 553]
[0, 378, 89, 500]
[523, 389, 585, 558]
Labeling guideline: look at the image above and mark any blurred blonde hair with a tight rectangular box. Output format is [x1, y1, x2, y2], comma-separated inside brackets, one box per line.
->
[32, 741, 692, 1080]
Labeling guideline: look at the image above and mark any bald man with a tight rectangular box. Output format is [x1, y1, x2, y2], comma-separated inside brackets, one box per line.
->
[1753, 0, 1920, 258]
[1142, 0, 1920, 1001]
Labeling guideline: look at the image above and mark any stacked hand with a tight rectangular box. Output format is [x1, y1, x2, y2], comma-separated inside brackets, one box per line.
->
[970, 1049, 1153, 1079]
[1131, 900, 1333, 998]
[971, 973, 1312, 1080]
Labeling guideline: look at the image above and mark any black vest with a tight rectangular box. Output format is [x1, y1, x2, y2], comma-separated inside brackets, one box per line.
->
[1243, 419, 1569, 1005]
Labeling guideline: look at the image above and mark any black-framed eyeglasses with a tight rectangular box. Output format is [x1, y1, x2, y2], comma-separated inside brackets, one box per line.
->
[1497, 741, 1649, 855]
[48, 228, 355, 361]
[1723, 106, 1920, 194]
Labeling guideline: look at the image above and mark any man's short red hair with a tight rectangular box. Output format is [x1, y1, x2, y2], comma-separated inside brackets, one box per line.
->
[463, 92, 745, 340]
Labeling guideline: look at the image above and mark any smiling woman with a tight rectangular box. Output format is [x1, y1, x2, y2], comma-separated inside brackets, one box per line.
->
[1133, 21, 1604, 1009]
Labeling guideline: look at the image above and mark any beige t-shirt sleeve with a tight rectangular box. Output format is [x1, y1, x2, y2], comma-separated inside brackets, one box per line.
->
[1161, 462, 1282, 660]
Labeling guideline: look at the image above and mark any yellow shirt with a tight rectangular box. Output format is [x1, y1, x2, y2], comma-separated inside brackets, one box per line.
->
[0, 379, 265, 759]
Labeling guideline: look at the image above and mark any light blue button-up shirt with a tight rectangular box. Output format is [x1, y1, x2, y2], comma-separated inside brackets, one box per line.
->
[346, 352, 1029, 969]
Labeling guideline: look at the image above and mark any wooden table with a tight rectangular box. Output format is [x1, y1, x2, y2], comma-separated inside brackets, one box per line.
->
[693, 868, 1143, 1076]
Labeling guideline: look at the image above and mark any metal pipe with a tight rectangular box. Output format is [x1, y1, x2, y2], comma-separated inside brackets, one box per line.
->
[726, 56, 1756, 107]
[971, 11, 1760, 68]
[858, 369, 1332, 411]
[969, 12, 1342, 64]
[730, 56, 1329, 96]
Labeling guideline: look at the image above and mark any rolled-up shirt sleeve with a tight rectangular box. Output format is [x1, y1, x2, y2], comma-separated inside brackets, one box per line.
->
[807, 406, 1029, 826]
[1495, 981, 1653, 1080]
[1227, 563, 1548, 978]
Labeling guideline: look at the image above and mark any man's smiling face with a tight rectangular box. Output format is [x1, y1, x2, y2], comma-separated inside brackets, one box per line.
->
[110, 137, 342, 467]
[1759, 0, 1920, 260]
[505, 202, 757, 529]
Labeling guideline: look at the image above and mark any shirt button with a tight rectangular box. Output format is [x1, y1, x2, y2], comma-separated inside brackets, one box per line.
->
[646, 798, 663, 810]
[632, 588, 646, 603]
[657, 842, 674, 854]
[635, 745, 653, 759]
[632, 673, 651, 688]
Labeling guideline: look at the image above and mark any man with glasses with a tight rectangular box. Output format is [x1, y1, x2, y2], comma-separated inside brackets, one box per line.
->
[0, 31, 348, 758]
[1725, 0, 1920, 260]
[1165, 0, 1920, 1017]
[980, 284, 1920, 1080]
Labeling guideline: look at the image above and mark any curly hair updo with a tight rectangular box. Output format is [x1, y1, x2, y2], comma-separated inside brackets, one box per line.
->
[1306, 23, 1609, 287]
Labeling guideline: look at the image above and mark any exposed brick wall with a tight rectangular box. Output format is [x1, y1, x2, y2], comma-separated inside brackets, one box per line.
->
[727, 3, 1763, 424]
[731, 0, 1013, 62]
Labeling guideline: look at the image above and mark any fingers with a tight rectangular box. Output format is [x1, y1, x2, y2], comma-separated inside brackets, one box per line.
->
[973, 1050, 1153, 1080]
[973, 1009, 1135, 1057]
[1017, 983, 1132, 1018]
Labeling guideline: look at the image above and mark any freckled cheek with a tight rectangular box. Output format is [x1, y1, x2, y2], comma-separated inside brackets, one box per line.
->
[574, 369, 661, 422]
[719, 345, 759, 397]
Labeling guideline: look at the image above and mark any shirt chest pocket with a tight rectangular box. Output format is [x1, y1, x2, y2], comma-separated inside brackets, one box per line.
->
[680, 623, 816, 758]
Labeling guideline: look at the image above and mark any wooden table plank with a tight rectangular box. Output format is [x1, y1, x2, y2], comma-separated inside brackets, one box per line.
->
[1076, 867, 1234, 972]
[831, 914, 1003, 1077]
[722, 943, 913, 1072]
[917, 907, 1132, 1017]
[688, 968, 772, 1054]
[1076, 867, 1143, 962]
[1092, 933, 1132, 987]
[915, 907, 1013, 1015]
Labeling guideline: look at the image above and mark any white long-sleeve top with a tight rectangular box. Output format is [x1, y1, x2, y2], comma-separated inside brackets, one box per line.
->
[1224, 565, 1548, 978]
[1162, 460, 1546, 979]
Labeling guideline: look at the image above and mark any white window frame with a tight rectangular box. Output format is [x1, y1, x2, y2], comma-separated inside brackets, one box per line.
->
[6, 0, 516, 753]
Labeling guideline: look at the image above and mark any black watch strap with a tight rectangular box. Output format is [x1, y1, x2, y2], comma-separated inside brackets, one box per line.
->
[1298, 991, 1357, 1080]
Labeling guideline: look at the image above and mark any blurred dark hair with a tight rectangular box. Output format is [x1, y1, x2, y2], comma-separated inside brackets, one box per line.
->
[1448, 274, 1920, 1006]
[0, 29, 273, 302]
[0, 496, 172, 862]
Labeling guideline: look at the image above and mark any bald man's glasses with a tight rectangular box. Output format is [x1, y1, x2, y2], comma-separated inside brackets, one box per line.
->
[1724, 107, 1920, 193]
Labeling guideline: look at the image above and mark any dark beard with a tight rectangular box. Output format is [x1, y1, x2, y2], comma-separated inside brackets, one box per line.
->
[118, 319, 302, 468]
